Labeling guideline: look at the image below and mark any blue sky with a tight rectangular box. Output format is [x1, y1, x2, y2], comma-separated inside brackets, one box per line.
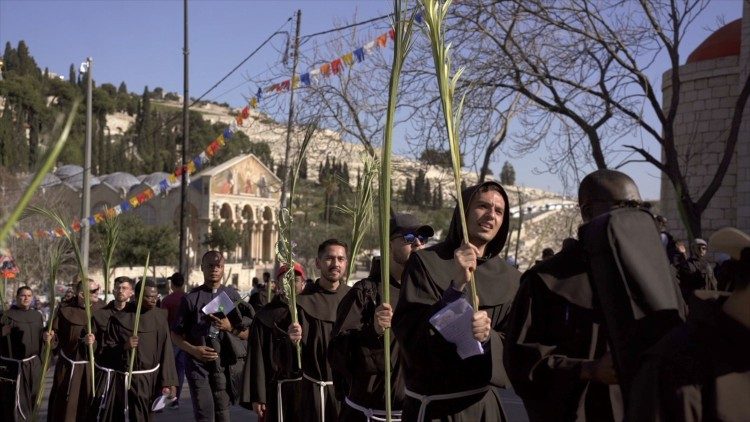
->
[0, 0, 744, 199]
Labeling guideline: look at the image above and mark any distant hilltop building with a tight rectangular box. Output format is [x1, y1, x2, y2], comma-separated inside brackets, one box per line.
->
[660, 5, 750, 240]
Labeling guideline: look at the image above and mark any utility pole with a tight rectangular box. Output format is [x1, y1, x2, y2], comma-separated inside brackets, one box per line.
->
[179, 0, 190, 276]
[81, 57, 93, 273]
[279, 9, 302, 209]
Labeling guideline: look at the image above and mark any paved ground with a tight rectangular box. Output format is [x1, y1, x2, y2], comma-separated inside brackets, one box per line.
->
[37, 358, 528, 421]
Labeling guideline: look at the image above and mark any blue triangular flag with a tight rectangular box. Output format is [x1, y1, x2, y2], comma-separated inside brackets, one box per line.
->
[301, 73, 311, 85]
[354, 47, 365, 62]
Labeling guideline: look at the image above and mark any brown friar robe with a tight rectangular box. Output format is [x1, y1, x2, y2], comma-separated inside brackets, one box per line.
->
[0, 306, 44, 421]
[628, 291, 750, 421]
[295, 280, 350, 422]
[504, 240, 623, 422]
[47, 299, 102, 422]
[392, 181, 520, 422]
[240, 294, 303, 422]
[328, 259, 405, 421]
[87, 306, 177, 422]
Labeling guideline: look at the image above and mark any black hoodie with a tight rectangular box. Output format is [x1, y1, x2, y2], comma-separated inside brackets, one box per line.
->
[392, 181, 521, 402]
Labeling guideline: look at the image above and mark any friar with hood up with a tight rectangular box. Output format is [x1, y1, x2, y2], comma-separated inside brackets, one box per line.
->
[504, 169, 685, 421]
[392, 181, 521, 421]
[329, 213, 434, 421]
[0, 286, 45, 421]
[88, 279, 177, 422]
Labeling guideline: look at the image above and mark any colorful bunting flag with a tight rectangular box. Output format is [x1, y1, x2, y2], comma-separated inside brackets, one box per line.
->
[377, 34, 387, 47]
[342, 52, 354, 66]
[354, 47, 365, 62]
[331, 58, 343, 74]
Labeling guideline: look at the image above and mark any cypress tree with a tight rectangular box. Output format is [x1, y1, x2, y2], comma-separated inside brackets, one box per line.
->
[404, 178, 413, 204]
[68, 63, 76, 84]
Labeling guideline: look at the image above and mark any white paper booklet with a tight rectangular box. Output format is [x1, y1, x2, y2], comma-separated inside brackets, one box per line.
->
[429, 297, 484, 359]
[201, 291, 236, 316]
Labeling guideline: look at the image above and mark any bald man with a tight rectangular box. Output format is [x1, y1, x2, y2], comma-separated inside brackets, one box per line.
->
[505, 169, 666, 421]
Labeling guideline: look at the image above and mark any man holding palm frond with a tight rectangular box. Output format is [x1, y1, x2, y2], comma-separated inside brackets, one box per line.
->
[88, 279, 177, 421]
[287, 239, 351, 422]
[393, 181, 520, 421]
[47, 278, 103, 422]
[240, 263, 307, 422]
[330, 213, 433, 421]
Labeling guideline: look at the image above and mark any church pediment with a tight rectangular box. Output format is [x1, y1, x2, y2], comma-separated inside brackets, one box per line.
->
[203, 154, 280, 199]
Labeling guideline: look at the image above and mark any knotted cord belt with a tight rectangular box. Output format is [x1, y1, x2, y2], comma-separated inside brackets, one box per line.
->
[275, 376, 302, 422]
[404, 385, 491, 422]
[344, 396, 402, 422]
[93, 362, 160, 422]
[303, 373, 334, 422]
[0, 354, 38, 420]
[59, 350, 88, 398]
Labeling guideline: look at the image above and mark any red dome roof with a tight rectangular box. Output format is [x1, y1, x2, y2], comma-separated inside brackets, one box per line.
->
[687, 19, 741, 64]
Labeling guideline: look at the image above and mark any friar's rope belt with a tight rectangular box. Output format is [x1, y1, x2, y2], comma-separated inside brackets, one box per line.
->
[344, 396, 403, 422]
[404, 385, 492, 422]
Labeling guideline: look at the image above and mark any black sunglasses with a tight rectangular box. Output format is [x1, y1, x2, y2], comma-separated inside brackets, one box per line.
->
[400, 232, 428, 245]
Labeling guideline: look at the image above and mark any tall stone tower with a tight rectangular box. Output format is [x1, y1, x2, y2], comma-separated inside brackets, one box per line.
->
[660, 6, 750, 241]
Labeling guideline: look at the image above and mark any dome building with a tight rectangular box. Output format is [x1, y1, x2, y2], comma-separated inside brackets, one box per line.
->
[659, 12, 750, 240]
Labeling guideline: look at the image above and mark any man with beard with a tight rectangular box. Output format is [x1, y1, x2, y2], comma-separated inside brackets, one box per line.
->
[0, 286, 45, 421]
[629, 227, 750, 420]
[392, 181, 521, 421]
[103, 277, 135, 314]
[171, 251, 252, 422]
[89, 279, 177, 421]
[240, 263, 307, 422]
[504, 169, 683, 421]
[330, 214, 434, 421]
[47, 278, 102, 422]
[287, 239, 351, 421]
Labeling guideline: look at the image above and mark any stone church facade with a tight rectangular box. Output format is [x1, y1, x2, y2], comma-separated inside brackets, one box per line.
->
[44, 153, 281, 289]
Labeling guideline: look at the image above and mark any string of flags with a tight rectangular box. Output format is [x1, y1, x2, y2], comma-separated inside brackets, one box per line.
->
[246, 11, 423, 109]
[12, 11, 428, 241]
[12, 108, 255, 241]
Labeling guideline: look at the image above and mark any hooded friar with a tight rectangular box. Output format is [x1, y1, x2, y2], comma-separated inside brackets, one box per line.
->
[392, 181, 521, 421]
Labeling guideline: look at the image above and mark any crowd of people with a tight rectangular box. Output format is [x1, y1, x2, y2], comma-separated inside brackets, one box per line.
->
[0, 168, 748, 421]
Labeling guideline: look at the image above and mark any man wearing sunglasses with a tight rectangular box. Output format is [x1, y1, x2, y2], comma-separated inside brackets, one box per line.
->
[47, 277, 104, 421]
[393, 181, 521, 421]
[330, 213, 434, 421]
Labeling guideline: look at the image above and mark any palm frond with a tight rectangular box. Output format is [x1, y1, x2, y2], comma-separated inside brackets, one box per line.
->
[127, 252, 150, 389]
[378, 2, 415, 421]
[420, 0, 479, 310]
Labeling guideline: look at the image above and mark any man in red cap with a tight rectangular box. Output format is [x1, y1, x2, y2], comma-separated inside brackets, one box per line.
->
[241, 262, 308, 420]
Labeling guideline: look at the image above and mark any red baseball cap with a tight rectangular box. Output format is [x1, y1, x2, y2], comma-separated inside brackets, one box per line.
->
[276, 263, 306, 280]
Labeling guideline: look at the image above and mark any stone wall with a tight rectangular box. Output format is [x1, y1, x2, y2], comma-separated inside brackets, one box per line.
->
[737, 2, 750, 235]
[660, 55, 741, 241]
